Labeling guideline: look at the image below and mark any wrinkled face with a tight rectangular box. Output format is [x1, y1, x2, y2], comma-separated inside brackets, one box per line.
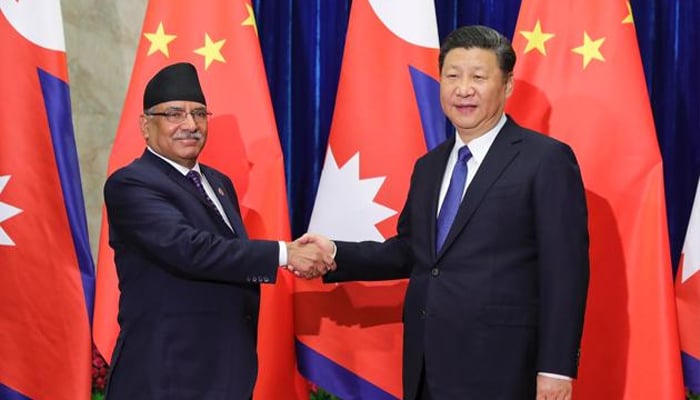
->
[140, 100, 208, 169]
[440, 47, 513, 142]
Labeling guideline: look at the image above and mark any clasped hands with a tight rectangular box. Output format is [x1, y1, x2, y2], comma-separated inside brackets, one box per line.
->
[284, 233, 335, 279]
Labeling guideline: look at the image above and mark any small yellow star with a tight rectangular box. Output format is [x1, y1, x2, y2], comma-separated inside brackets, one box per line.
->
[520, 20, 555, 55]
[571, 31, 606, 69]
[622, 1, 634, 24]
[242, 3, 258, 36]
[144, 22, 176, 57]
[193, 33, 226, 70]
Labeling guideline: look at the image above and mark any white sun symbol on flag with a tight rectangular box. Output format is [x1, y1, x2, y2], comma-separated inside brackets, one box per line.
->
[308, 148, 397, 242]
[0, 175, 23, 246]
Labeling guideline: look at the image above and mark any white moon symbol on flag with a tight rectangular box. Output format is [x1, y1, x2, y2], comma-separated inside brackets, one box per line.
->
[0, 0, 66, 51]
[368, 0, 439, 49]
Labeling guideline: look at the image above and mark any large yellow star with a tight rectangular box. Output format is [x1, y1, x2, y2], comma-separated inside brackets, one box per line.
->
[242, 3, 258, 36]
[520, 20, 555, 55]
[622, 1, 634, 24]
[193, 33, 226, 70]
[144, 22, 176, 57]
[572, 31, 606, 69]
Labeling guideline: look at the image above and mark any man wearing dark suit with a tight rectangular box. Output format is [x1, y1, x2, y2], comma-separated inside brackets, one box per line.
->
[303, 26, 589, 400]
[103, 62, 329, 400]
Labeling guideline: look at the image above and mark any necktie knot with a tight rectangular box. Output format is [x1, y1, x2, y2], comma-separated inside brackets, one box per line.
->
[458, 145, 472, 163]
[187, 170, 203, 187]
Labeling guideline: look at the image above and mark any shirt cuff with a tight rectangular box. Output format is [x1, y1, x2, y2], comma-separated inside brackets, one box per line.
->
[278, 241, 287, 266]
[538, 372, 572, 381]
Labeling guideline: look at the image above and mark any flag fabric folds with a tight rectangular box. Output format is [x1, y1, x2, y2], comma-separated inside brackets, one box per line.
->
[90, 1, 306, 398]
[506, 1, 685, 398]
[0, 1, 94, 399]
[676, 177, 700, 394]
[298, 0, 442, 398]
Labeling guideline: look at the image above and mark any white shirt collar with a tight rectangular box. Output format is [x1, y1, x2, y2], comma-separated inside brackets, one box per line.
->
[451, 113, 507, 164]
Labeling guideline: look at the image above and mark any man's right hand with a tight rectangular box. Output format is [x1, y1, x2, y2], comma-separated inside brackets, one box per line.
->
[298, 233, 336, 256]
[285, 236, 335, 279]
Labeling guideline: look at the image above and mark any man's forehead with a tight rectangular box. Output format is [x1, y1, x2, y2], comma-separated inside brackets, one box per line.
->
[443, 48, 499, 67]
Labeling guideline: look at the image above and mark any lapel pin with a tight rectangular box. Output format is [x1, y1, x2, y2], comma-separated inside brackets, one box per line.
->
[217, 187, 225, 197]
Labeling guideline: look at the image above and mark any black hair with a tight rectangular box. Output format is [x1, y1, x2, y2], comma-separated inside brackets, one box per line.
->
[439, 25, 516, 77]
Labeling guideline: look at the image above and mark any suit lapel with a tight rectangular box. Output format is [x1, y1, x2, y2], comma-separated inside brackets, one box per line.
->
[142, 150, 206, 206]
[141, 151, 245, 237]
[436, 119, 522, 259]
[200, 167, 247, 238]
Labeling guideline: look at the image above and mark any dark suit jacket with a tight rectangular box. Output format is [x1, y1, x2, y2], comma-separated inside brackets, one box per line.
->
[326, 117, 589, 399]
[103, 150, 279, 400]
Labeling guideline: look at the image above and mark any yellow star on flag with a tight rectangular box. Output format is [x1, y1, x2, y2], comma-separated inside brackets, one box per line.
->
[622, 2, 634, 24]
[242, 3, 258, 36]
[144, 22, 176, 57]
[520, 20, 555, 55]
[572, 31, 606, 69]
[194, 33, 226, 69]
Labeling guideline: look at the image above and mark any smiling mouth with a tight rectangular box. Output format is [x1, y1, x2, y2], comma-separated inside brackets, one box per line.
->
[456, 104, 477, 112]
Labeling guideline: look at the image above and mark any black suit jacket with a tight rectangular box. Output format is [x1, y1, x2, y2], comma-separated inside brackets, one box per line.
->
[103, 150, 279, 400]
[326, 117, 589, 399]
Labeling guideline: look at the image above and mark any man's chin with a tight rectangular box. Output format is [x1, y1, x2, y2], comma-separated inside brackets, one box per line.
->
[175, 148, 203, 159]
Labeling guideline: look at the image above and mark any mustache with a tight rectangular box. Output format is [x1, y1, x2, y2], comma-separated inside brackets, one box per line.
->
[172, 131, 203, 140]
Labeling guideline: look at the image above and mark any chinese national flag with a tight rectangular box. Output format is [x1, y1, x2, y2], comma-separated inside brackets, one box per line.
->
[0, 1, 93, 400]
[297, 0, 442, 398]
[91, 1, 307, 398]
[506, 1, 685, 398]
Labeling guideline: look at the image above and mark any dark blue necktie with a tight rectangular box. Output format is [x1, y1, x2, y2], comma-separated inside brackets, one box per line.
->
[187, 170, 230, 229]
[436, 146, 472, 252]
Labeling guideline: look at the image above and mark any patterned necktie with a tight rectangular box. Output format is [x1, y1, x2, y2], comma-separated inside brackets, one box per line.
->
[436, 146, 472, 252]
[186, 170, 228, 227]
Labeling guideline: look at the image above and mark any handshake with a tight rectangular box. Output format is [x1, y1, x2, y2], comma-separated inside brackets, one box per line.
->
[284, 233, 336, 279]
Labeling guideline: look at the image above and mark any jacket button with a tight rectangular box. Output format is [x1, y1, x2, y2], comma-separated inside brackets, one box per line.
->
[263, 276, 270, 283]
[420, 310, 427, 319]
[431, 268, 439, 277]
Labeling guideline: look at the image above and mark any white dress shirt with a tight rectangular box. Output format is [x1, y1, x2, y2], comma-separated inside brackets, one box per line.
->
[436, 114, 505, 216]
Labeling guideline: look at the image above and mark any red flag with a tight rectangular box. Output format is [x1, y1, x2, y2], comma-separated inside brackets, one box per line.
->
[297, 0, 441, 398]
[0, 1, 93, 399]
[91, 1, 307, 398]
[506, 1, 684, 398]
